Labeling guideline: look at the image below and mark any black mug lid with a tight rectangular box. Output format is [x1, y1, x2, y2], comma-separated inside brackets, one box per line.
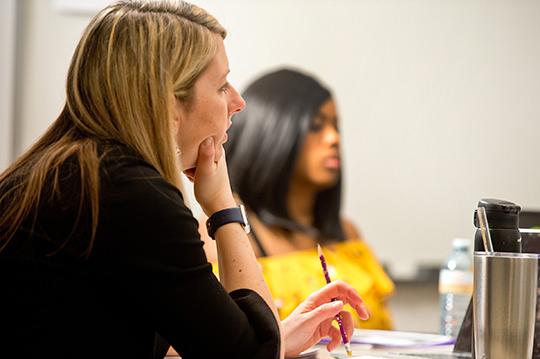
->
[473, 198, 521, 229]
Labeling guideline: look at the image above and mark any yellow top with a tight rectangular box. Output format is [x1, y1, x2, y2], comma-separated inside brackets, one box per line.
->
[212, 240, 394, 329]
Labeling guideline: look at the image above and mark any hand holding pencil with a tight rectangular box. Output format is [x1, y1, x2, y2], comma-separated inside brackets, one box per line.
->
[316, 244, 354, 356]
[281, 247, 369, 358]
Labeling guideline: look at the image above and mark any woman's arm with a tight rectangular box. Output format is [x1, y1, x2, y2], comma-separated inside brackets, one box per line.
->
[200, 209, 267, 261]
[192, 137, 283, 357]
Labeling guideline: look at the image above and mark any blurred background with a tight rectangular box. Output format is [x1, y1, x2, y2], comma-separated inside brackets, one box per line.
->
[2, 0, 540, 333]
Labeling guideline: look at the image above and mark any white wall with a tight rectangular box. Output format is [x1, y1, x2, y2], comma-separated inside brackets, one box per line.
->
[15, 0, 93, 154]
[0, 0, 17, 171]
[14, 0, 540, 279]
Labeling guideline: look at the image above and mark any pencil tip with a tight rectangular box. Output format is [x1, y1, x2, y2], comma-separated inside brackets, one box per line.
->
[345, 343, 352, 356]
[317, 243, 322, 256]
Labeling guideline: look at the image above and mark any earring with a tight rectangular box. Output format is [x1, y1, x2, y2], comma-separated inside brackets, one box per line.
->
[176, 146, 182, 156]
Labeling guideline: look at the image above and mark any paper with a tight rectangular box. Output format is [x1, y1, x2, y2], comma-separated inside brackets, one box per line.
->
[320, 329, 454, 349]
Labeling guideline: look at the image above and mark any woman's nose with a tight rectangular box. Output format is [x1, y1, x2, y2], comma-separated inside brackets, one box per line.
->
[322, 124, 340, 145]
[229, 86, 246, 116]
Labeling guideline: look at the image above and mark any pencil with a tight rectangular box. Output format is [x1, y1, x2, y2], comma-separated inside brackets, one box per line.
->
[317, 244, 352, 357]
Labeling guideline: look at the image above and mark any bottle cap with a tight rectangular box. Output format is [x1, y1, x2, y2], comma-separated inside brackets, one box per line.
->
[452, 238, 471, 249]
[473, 198, 521, 229]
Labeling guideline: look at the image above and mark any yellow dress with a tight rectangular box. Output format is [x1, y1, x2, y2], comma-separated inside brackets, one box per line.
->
[212, 240, 394, 329]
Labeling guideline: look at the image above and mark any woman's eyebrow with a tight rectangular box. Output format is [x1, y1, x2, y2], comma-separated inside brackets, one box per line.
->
[218, 69, 230, 83]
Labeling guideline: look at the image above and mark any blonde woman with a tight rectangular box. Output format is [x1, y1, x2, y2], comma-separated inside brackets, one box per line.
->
[0, 1, 369, 358]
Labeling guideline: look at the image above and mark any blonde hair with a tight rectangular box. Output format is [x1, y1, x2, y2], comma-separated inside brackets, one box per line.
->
[0, 0, 226, 256]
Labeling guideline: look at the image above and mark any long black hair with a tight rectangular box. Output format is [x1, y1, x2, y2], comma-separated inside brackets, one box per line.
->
[225, 68, 345, 242]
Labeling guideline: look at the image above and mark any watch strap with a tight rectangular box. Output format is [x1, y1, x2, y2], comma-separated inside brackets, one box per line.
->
[206, 205, 250, 239]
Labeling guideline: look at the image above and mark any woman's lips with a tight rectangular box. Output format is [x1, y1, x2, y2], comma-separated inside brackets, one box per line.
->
[324, 156, 340, 170]
[183, 167, 196, 182]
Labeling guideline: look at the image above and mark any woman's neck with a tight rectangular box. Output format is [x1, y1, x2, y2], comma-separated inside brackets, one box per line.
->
[287, 178, 317, 228]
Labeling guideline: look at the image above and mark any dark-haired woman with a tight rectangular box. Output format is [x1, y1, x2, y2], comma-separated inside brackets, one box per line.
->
[202, 68, 394, 330]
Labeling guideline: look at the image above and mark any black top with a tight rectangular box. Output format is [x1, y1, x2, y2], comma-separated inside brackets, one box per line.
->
[0, 143, 280, 359]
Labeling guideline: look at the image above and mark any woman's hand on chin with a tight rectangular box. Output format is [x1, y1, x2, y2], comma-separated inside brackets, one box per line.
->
[281, 281, 369, 357]
[192, 137, 236, 216]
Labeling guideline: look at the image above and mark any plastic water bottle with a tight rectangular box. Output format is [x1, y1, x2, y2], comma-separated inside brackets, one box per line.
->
[439, 238, 473, 338]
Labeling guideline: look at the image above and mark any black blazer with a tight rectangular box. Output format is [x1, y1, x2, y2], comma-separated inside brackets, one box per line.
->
[0, 143, 280, 359]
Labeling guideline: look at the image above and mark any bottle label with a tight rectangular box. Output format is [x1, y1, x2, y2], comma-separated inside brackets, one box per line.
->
[439, 269, 473, 294]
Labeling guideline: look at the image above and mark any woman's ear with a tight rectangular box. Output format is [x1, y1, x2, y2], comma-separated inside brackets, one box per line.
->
[171, 96, 183, 137]
[172, 116, 180, 138]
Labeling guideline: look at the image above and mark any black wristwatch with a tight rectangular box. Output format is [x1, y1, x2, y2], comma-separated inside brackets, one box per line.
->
[206, 204, 251, 240]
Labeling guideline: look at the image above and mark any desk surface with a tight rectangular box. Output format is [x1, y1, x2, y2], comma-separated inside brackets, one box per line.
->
[165, 331, 470, 359]
[166, 347, 469, 359]
[327, 344, 470, 358]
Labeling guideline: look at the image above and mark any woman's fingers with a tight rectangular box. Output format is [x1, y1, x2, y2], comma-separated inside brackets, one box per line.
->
[339, 310, 354, 339]
[192, 138, 235, 215]
[306, 300, 344, 324]
[307, 281, 357, 304]
[194, 137, 215, 177]
[306, 281, 369, 320]
[320, 311, 354, 352]
[326, 325, 342, 352]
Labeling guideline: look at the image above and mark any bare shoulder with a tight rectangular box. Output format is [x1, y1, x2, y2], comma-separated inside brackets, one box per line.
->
[341, 217, 363, 241]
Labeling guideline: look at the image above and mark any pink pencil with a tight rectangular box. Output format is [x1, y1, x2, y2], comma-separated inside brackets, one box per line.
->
[317, 244, 352, 357]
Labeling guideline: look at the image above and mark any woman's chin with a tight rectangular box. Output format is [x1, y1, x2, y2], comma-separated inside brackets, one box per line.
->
[313, 172, 340, 188]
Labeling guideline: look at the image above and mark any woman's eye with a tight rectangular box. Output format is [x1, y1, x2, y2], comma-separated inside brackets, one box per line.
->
[309, 116, 340, 133]
[309, 117, 324, 132]
[219, 83, 229, 94]
[309, 123, 322, 132]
